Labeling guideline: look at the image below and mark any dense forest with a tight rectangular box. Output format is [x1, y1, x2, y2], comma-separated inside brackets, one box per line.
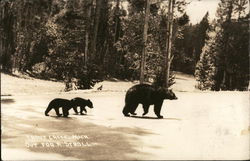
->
[0, 0, 249, 91]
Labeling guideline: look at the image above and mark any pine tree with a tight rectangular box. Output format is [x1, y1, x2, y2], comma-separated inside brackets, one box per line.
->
[195, 31, 216, 90]
[213, 0, 249, 90]
[194, 12, 210, 64]
[196, 0, 249, 91]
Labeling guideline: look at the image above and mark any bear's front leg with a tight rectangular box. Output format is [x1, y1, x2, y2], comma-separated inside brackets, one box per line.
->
[129, 103, 139, 115]
[62, 108, 69, 117]
[73, 106, 78, 114]
[142, 104, 150, 116]
[154, 101, 163, 119]
[80, 107, 87, 115]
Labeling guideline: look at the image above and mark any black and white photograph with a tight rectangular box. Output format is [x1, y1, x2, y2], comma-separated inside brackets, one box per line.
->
[1, 0, 249, 160]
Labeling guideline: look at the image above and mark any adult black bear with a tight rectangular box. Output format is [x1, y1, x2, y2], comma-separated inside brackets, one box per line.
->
[122, 84, 177, 118]
[45, 98, 74, 117]
[71, 97, 93, 115]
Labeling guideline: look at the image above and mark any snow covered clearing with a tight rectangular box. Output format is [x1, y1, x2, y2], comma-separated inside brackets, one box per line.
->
[1, 73, 249, 160]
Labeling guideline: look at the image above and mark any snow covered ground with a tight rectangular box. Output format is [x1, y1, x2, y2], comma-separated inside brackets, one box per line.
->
[1, 73, 249, 160]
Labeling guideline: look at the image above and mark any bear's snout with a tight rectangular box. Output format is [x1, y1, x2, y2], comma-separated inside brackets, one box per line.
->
[169, 95, 178, 100]
[170, 97, 178, 100]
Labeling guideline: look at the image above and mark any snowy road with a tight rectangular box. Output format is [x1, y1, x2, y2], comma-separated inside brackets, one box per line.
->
[1, 90, 249, 160]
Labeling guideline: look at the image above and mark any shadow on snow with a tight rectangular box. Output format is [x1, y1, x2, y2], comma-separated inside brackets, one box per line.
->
[130, 115, 181, 121]
[2, 114, 153, 160]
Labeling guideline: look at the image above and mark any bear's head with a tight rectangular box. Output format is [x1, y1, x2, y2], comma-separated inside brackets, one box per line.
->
[166, 89, 178, 100]
[157, 88, 177, 100]
[158, 88, 178, 100]
[87, 99, 94, 108]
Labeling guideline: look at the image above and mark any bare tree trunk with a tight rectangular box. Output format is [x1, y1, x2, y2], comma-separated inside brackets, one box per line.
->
[84, 0, 93, 66]
[85, 30, 89, 65]
[221, 70, 226, 90]
[140, 0, 150, 84]
[114, 0, 120, 43]
[229, 74, 233, 90]
[114, 0, 120, 72]
[165, 0, 174, 88]
[91, 0, 101, 61]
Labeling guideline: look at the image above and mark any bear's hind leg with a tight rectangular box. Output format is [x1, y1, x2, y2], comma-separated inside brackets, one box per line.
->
[45, 105, 53, 116]
[122, 104, 130, 117]
[54, 108, 62, 117]
[129, 103, 139, 115]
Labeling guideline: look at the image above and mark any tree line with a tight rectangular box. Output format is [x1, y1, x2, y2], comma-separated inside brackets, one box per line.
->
[0, 0, 248, 91]
[195, 0, 249, 91]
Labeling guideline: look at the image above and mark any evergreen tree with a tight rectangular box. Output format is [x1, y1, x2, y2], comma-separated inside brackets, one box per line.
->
[195, 30, 216, 90]
[0, 1, 15, 72]
[195, 0, 249, 91]
[213, 0, 249, 90]
[194, 12, 210, 64]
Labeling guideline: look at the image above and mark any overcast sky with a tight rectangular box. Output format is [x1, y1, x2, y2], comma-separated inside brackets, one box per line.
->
[186, 0, 220, 24]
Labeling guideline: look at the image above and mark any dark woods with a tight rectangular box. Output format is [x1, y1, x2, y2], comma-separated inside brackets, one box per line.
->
[0, 0, 249, 91]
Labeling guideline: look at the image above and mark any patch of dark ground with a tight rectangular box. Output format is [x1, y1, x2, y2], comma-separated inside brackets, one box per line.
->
[1, 98, 15, 104]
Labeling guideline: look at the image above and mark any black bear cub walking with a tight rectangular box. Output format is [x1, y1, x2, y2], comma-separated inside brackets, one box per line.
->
[122, 84, 177, 118]
[45, 97, 93, 117]
[45, 98, 74, 117]
[71, 97, 93, 115]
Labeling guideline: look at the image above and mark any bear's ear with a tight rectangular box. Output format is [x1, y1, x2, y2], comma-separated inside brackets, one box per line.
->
[157, 87, 165, 93]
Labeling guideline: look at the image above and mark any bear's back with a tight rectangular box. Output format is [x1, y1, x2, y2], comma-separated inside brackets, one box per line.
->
[72, 97, 89, 106]
[125, 84, 157, 103]
[50, 98, 72, 107]
[72, 97, 87, 103]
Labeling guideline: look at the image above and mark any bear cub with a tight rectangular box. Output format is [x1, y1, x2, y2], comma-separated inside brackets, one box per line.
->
[45, 97, 93, 117]
[45, 98, 74, 117]
[71, 97, 93, 115]
[122, 84, 177, 118]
